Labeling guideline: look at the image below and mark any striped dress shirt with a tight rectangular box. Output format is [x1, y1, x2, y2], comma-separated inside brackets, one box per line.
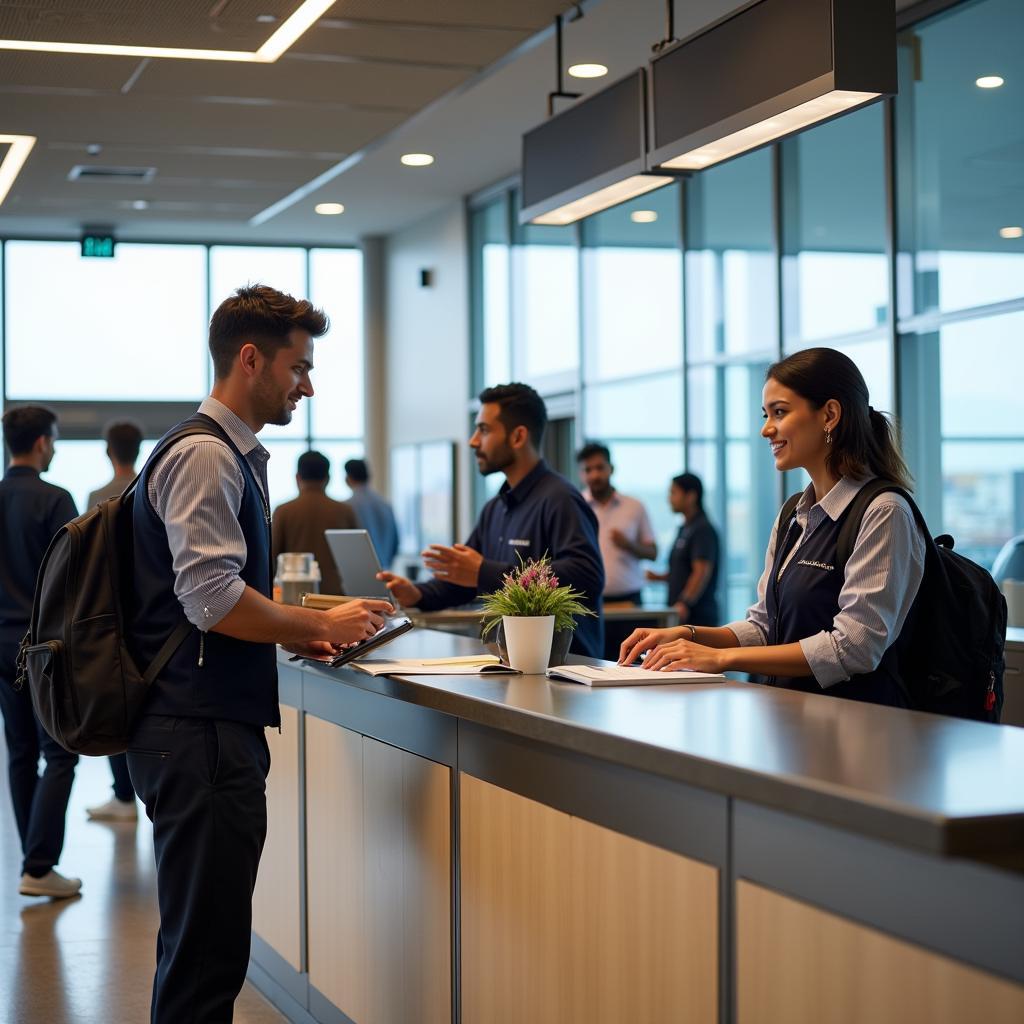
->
[725, 476, 927, 687]
[147, 397, 271, 631]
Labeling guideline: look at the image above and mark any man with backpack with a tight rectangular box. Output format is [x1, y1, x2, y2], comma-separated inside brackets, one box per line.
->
[127, 285, 394, 1024]
[0, 405, 81, 898]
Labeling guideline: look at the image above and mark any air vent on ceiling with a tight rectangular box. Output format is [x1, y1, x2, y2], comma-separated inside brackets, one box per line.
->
[68, 165, 156, 183]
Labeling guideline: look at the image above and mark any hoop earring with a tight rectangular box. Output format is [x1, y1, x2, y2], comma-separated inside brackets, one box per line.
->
[825, 428, 832, 446]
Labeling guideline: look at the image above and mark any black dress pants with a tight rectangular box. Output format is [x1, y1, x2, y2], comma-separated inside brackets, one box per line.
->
[0, 639, 78, 877]
[128, 714, 270, 1024]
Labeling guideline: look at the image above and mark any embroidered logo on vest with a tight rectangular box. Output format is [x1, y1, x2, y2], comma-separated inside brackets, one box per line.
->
[508, 538, 531, 548]
[797, 558, 834, 572]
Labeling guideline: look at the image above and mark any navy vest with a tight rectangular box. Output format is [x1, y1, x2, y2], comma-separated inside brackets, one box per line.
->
[765, 502, 910, 708]
[132, 414, 280, 728]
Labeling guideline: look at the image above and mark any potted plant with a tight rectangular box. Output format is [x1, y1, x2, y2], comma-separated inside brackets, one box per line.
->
[481, 556, 594, 674]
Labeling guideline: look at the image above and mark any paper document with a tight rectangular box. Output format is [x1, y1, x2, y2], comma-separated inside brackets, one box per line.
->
[546, 664, 726, 687]
[354, 656, 520, 677]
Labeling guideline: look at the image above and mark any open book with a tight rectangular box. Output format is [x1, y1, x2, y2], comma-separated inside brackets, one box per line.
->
[353, 655, 520, 677]
[546, 664, 726, 687]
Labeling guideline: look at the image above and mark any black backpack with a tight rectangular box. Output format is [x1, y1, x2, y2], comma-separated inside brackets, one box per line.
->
[779, 480, 1007, 721]
[15, 419, 222, 755]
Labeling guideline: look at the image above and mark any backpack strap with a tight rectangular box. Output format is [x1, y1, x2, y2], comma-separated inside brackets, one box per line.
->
[121, 413, 227, 507]
[834, 479, 931, 576]
[775, 492, 803, 544]
[127, 414, 231, 676]
[141, 620, 194, 687]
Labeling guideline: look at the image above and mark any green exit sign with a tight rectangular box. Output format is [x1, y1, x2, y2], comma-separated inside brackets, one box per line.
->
[81, 234, 115, 258]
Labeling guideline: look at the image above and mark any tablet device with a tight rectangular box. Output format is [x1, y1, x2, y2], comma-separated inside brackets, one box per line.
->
[325, 529, 392, 599]
[329, 614, 414, 667]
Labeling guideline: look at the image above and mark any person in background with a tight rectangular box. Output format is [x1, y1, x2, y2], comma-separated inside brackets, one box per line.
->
[577, 441, 657, 660]
[87, 420, 143, 507]
[272, 450, 358, 595]
[0, 406, 81, 898]
[378, 383, 605, 658]
[344, 458, 399, 569]
[621, 347, 926, 711]
[646, 473, 720, 627]
[85, 420, 145, 823]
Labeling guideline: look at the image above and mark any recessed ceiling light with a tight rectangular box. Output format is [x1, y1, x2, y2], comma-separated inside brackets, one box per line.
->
[131, 199, 149, 211]
[999, 226, 1023, 239]
[256, 14, 278, 23]
[0, 134, 36, 207]
[0, 0, 335, 62]
[568, 63, 608, 79]
[315, 202, 345, 215]
[401, 153, 434, 167]
[630, 210, 658, 224]
[86, 142, 102, 156]
[976, 75, 1004, 89]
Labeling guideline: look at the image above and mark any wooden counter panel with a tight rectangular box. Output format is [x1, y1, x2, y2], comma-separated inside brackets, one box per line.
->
[737, 880, 1024, 1024]
[363, 736, 452, 1024]
[460, 774, 719, 1024]
[460, 773, 574, 1024]
[252, 703, 301, 971]
[306, 716, 366, 1021]
[573, 815, 718, 1023]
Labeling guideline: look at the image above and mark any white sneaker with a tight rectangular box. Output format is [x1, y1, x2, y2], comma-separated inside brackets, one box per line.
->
[19, 869, 82, 898]
[86, 796, 137, 822]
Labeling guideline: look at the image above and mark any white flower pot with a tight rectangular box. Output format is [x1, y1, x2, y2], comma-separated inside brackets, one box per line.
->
[502, 615, 555, 675]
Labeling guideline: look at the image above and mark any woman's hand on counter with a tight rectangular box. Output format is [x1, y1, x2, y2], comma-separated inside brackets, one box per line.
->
[640, 639, 727, 674]
[618, 626, 685, 665]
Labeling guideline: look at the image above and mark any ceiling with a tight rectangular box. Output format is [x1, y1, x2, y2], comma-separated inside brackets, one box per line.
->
[0, 0, 960, 246]
[0, 0, 573, 242]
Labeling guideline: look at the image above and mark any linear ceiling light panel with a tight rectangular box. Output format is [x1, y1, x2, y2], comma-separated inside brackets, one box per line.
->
[521, 70, 674, 226]
[649, 0, 895, 173]
[0, 0, 335, 63]
[0, 134, 36, 207]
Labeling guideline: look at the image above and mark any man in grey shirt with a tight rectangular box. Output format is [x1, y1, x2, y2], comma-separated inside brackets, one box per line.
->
[127, 285, 393, 1024]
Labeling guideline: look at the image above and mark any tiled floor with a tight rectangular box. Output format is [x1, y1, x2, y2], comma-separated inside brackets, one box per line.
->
[0, 735, 287, 1023]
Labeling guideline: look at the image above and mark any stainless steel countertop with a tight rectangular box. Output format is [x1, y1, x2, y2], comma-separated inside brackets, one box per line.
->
[285, 629, 1024, 865]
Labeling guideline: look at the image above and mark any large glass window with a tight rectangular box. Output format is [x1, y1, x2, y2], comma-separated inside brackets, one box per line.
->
[5, 242, 207, 401]
[582, 187, 682, 382]
[4, 239, 364, 519]
[896, 0, 1024, 570]
[781, 103, 889, 348]
[309, 248, 364, 440]
[895, 0, 1024, 317]
[512, 219, 579, 384]
[686, 149, 779, 620]
[470, 196, 512, 390]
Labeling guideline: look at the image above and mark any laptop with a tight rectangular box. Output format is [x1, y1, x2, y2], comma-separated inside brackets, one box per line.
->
[325, 529, 393, 600]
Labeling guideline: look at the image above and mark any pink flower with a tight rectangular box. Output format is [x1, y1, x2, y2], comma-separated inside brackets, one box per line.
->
[548, 577, 559, 589]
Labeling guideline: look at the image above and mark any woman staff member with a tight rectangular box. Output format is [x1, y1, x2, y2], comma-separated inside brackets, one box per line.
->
[619, 347, 926, 708]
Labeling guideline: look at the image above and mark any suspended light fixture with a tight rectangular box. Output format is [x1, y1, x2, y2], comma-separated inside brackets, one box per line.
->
[648, 0, 896, 173]
[521, 68, 675, 226]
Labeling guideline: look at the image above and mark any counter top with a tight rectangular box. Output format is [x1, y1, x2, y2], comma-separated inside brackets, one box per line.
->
[286, 629, 1024, 865]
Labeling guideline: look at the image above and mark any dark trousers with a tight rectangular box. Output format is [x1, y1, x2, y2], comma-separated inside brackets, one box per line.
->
[128, 714, 270, 1024]
[602, 591, 644, 662]
[108, 753, 135, 802]
[0, 639, 78, 877]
